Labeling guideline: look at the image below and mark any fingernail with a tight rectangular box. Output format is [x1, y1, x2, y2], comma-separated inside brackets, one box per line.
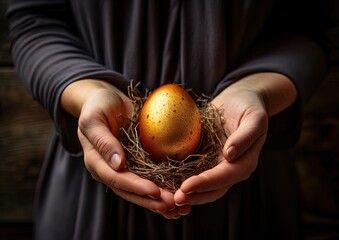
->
[226, 146, 237, 161]
[156, 209, 166, 214]
[175, 202, 186, 207]
[147, 195, 159, 200]
[111, 153, 121, 170]
[179, 210, 190, 216]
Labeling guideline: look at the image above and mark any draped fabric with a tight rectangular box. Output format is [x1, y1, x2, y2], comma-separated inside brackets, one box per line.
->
[7, 1, 330, 239]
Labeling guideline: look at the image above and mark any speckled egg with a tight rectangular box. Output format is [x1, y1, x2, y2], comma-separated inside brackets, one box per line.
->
[138, 84, 202, 162]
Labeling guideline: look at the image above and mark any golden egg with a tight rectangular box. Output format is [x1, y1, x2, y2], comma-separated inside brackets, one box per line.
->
[138, 84, 202, 162]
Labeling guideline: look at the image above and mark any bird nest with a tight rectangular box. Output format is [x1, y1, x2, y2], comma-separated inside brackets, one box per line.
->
[119, 83, 225, 192]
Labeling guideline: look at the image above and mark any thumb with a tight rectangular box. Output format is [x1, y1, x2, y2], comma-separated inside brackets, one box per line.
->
[78, 118, 126, 171]
[107, 136, 126, 171]
[223, 111, 267, 161]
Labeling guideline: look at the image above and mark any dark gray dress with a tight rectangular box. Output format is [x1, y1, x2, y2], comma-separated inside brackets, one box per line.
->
[7, 0, 330, 239]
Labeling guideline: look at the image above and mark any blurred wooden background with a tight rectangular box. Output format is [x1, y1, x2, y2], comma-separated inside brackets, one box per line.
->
[0, 1, 338, 240]
[0, 1, 52, 239]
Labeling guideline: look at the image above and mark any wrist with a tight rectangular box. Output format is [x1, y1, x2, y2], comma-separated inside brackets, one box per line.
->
[227, 72, 297, 116]
[61, 79, 129, 117]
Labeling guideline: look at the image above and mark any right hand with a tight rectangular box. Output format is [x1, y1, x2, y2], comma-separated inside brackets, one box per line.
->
[62, 80, 191, 219]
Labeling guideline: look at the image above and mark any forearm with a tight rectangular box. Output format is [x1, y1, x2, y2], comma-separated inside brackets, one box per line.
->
[7, 1, 130, 119]
[225, 72, 297, 117]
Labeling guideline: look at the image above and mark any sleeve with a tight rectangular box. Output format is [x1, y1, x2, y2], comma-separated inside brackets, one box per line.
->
[7, 0, 130, 153]
[214, 0, 333, 149]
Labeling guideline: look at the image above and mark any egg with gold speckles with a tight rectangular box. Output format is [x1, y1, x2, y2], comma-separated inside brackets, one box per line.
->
[138, 84, 202, 162]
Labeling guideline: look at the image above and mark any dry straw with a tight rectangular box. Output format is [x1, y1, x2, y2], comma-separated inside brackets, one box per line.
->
[119, 82, 225, 192]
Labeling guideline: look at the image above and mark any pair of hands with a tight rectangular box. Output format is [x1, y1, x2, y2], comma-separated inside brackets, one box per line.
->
[62, 73, 297, 219]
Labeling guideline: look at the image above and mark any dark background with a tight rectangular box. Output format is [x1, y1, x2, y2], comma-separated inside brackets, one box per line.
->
[0, 1, 338, 239]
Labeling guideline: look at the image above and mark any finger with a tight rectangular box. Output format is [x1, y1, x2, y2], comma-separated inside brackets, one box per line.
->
[161, 205, 191, 219]
[114, 187, 178, 215]
[179, 157, 233, 194]
[159, 188, 176, 210]
[177, 204, 191, 216]
[175, 188, 229, 206]
[223, 110, 267, 161]
[183, 144, 262, 194]
[155, 189, 183, 219]
[94, 156, 161, 198]
[113, 188, 170, 214]
[78, 119, 126, 171]
[177, 149, 258, 195]
[79, 129, 161, 199]
[161, 205, 192, 219]
[176, 138, 265, 206]
[174, 157, 239, 206]
[161, 210, 181, 219]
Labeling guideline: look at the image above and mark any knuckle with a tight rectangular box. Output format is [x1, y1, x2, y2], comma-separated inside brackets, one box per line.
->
[109, 176, 119, 189]
[244, 133, 255, 148]
[83, 156, 102, 183]
[89, 133, 115, 162]
[242, 160, 258, 181]
[151, 203, 167, 215]
[94, 135, 111, 156]
[91, 173, 100, 182]
[83, 155, 97, 176]
[78, 111, 93, 130]
[83, 157, 92, 172]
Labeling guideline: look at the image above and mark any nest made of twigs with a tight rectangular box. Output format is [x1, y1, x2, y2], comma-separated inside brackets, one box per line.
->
[119, 82, 225, 192]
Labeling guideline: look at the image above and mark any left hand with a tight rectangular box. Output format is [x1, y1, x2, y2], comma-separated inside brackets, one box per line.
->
[174, 72, 297, 206]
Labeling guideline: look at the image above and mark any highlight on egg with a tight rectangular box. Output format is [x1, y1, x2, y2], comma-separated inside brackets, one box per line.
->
[138, 84, 202, 162]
